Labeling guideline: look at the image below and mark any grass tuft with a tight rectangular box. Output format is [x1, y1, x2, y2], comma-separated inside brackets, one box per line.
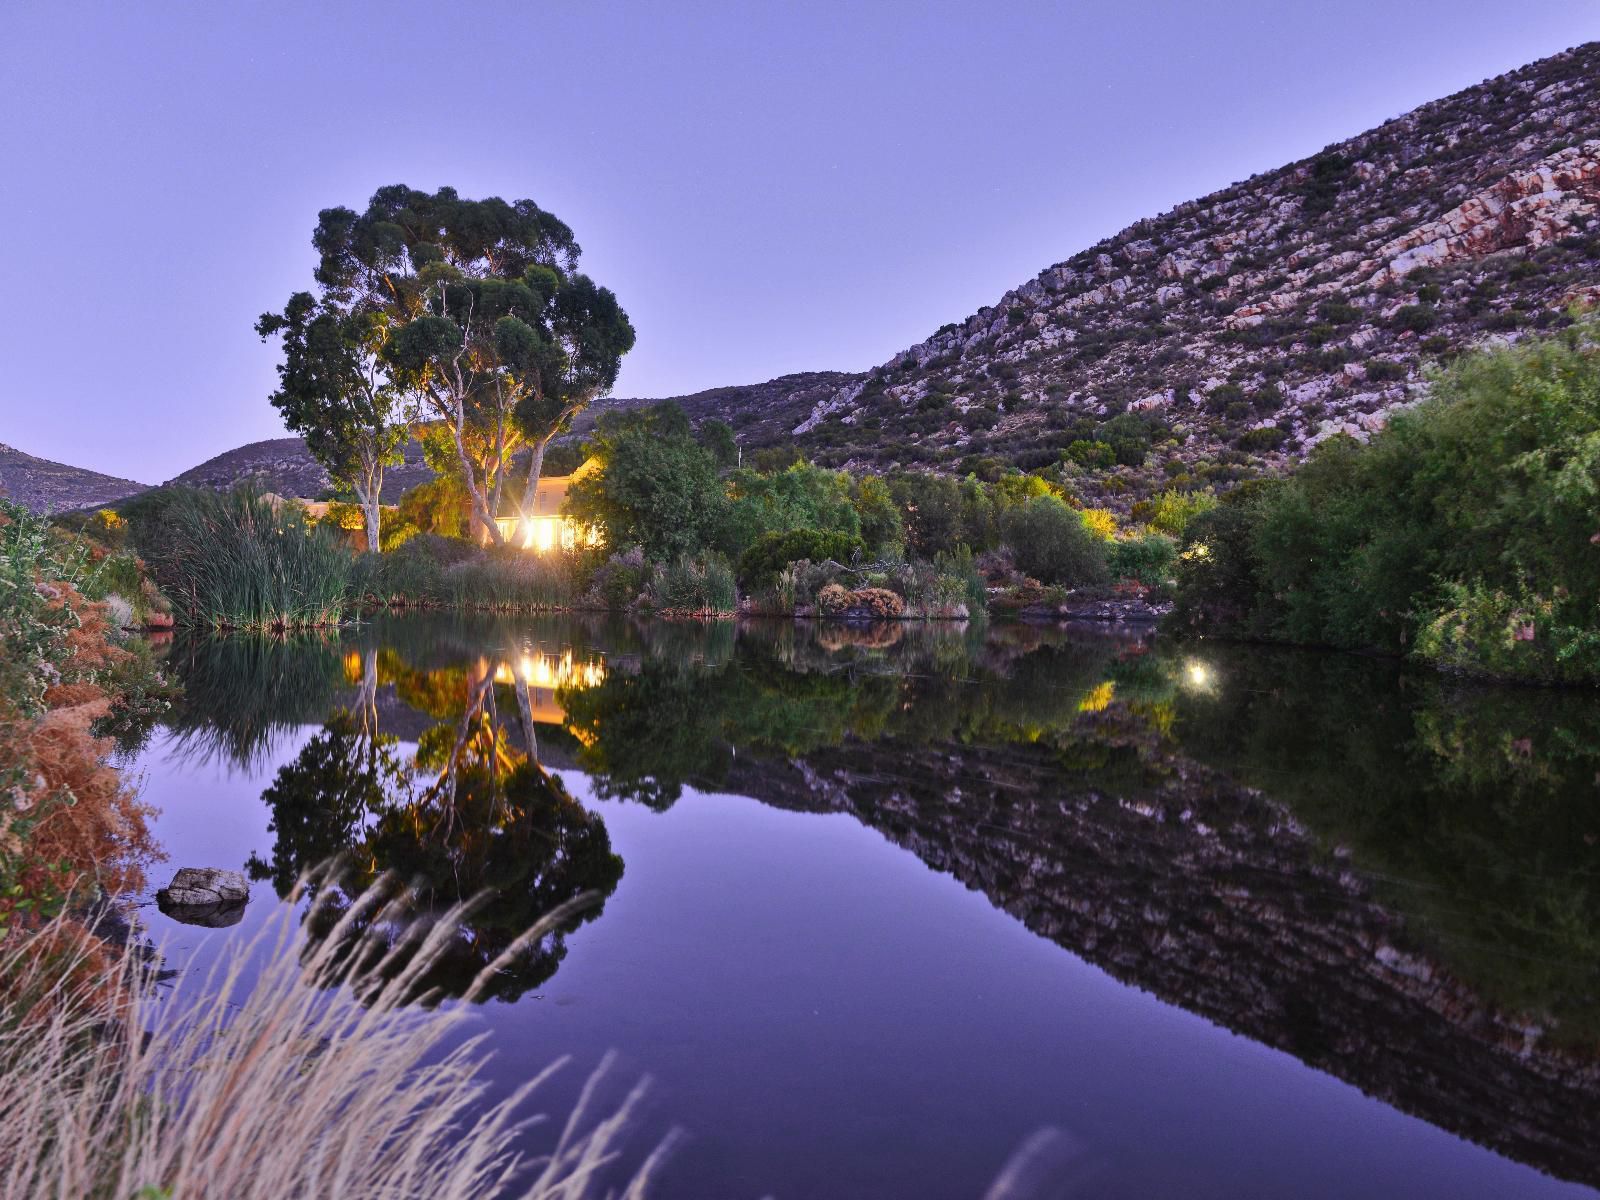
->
[0, 881, 673, 1199]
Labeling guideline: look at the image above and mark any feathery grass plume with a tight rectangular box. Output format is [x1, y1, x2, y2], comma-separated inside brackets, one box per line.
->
[0, 879, 676, 1200]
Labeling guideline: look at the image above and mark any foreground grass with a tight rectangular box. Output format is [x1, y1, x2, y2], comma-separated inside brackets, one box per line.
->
[0, 881, 672, 1200]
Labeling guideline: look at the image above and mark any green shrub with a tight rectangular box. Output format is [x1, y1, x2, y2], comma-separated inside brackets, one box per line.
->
[1064, 439, 1115, 468]
[1392, 304, 1437, 334]
[648, 552, 737, 614]
[80, 552, 144, 606]
[1001, 496, 1108, 587]
[738, 528, 864, 587]
[1414, 580, 1600, 684]
[1108, 533, 1178, 587]
[1236, 427, 1288, 452]
[1147, 488, 1217, 538]
[1319, 299, 1360, 325]
[583, 547, 652, 610]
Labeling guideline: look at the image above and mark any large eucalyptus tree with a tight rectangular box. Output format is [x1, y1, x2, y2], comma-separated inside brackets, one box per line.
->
[296, 185, 634, 545]
[256, 294, 404, 551]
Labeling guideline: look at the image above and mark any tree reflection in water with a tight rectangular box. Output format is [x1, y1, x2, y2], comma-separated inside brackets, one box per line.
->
[247, 642, 623, 1004]
[165, 613, 1600, 1183]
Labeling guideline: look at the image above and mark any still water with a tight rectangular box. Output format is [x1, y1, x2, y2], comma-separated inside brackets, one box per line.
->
[121, 614, 1600, 1199]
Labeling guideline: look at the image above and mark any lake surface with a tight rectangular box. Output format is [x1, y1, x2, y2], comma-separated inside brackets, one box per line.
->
[120, 614, 1600, 1199]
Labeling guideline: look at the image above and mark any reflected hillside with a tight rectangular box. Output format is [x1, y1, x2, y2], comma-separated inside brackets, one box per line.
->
[161, 615, 1600, 1181]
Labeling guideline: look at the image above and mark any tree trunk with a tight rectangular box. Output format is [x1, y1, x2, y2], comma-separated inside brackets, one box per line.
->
[352, 471, 382, 554]
[449, 410, 504, 547]
[517, 437, 549, 545]
[513, 670, 539, 763]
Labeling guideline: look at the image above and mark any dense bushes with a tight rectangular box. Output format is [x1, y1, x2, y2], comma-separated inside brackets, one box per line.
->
[647, 552, 738, 616]
[1001, 496, 1108, 587]
[738, 528, 864, 586]
[1, 499, 165, 923]
[1171, 326, 1600, 682]
[1107, 533, 1178, 587]
[351, 537, 575, 611]
[1413, 582, 1600, 685]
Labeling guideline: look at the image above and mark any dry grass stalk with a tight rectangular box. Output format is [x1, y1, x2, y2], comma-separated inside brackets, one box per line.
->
[0, 876, 673, 1200]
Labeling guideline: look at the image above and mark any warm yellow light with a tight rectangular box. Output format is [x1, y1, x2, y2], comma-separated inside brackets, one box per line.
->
[1184, 660, 1213, 689]
[1078, 680, 1116, 713]
[504, 649, 608, 691]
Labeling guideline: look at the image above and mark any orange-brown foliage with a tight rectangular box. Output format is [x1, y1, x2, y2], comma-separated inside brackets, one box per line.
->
[6, 582, 160, 898]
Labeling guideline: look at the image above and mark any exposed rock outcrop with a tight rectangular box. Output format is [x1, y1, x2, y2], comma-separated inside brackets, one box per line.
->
[780, 43, 1600, 510]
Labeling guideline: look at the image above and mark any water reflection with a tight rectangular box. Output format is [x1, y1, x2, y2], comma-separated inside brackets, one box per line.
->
[161, 614, 1600, 1186]
[220, 628, 625, 1004]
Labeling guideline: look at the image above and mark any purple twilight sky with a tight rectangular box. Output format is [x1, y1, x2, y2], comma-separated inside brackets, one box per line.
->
[3, 1, 1596, 482]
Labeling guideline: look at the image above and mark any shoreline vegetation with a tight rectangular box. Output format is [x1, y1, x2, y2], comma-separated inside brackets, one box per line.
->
[54, 322, 1600, 689]
[29, 320, 1600, 695]
[0, 496, 669, 1198]
[1170, 322, 1600, 686]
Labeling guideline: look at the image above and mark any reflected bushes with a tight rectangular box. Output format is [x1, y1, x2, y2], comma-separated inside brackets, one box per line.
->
[163, 633, 345, 770]
[1168, 647, 1600, 1041]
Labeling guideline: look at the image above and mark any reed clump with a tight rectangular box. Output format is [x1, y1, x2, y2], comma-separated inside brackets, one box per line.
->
[350, 536, 577, 612]
[128, 486, 353, 631]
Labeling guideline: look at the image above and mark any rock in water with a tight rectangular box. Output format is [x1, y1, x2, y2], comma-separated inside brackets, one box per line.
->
[157, 867, 249, 926]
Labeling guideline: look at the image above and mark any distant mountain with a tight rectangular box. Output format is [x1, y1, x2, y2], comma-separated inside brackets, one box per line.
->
[152, 372, 862, 503]
[165, 435, 435, 503]
[772, 41, 1600, 504]
[0, 442, 147, 513]
[585, 371, 863, 446]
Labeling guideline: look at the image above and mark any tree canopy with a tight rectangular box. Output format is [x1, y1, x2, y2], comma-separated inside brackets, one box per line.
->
[296, 185, 634, 544]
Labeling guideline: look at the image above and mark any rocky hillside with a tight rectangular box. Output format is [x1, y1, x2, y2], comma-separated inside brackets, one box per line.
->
[0, 442, 147, 513]
[584, 370, 860, 447]
[166, 435, 434, 503]
[42, 43, 1600, 510]
[781, 41, 1600, 505]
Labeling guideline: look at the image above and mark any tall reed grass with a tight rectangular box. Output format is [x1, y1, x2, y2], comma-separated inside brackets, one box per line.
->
[0, 880, 673, 1200]
[350, 537, 577, 612]
[130, 487, 352, 631]
[645, 553, 737, 617]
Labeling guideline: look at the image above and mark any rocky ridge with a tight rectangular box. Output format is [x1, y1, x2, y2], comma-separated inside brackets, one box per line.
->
[165, 434, 435, 503]
[732, 731, 1600, 1188]
[783, 42, 1600, 506]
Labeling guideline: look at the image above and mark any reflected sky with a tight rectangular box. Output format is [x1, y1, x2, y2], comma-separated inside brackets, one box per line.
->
[125, 614, 1600, 1199]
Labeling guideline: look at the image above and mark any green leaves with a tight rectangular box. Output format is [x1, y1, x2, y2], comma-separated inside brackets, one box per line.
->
[381, 314, 462, 373]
